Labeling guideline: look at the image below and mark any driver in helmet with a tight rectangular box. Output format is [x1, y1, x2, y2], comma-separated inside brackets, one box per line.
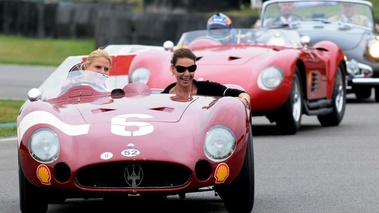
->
[206, 13, 235, 44]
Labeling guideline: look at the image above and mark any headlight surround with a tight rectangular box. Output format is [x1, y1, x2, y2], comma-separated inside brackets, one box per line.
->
[346, 58, 373, 77]
[258, 66, 284, 90]
[368, 39, 379, 59]
[346, 59, 360, 75]
[129, 67, 150, 83]
[204, 125, 236, 162]
[29, 128, 60, 163]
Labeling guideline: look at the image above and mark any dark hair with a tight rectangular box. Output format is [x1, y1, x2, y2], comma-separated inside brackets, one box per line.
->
[170, 48, 197, 66]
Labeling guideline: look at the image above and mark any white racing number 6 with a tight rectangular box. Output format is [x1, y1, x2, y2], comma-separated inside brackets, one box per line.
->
[111, 114, 154, 136]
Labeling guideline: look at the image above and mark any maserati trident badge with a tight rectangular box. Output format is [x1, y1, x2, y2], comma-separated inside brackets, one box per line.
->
[124, 164, 143, 187]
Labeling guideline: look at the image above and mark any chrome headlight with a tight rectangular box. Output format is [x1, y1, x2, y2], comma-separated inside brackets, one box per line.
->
[258, 66, 284, 90]
[368, 39, 379, 59]
[29, 128, 60, 163]
[346, 59, 360, 75]
[129, 67, 150, 83]
[204, 125, 236, 162]
[346, 59, 373, 77]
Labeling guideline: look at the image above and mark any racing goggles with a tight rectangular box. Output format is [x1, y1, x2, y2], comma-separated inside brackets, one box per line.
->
[175, 65, 197, 73]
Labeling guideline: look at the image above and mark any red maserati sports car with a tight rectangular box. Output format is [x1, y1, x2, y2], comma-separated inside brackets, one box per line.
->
[17, 56, 254, 213]
[128, 28, 347, 135]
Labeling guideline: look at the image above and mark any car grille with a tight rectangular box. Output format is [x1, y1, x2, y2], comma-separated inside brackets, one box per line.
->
[76, 162, 191, 188]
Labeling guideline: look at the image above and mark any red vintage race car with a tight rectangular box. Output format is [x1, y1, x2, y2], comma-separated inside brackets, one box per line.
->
[17, 66, 254, 212]
[128, 28, 347, 135]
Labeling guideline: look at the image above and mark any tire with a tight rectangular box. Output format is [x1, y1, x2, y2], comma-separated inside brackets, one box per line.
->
[317, 65, 346, 126]
[19, 165, 48, 213]
[354, 86, 371, 99]
[375, 86, 379, 103]
[276, 69, 302, 135]
[215, 129, 254, 213]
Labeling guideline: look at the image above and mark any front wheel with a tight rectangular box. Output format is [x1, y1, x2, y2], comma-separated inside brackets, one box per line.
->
[374, 86, 379, 103]
[317, 65, 346, 126]
[215, 130, 254, 213]
[19, 165, 48, 213]
[276, 69, 302, 135]
[354, 86, 371, 99]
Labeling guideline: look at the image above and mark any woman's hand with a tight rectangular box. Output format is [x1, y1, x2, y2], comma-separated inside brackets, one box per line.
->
[238, 93, 250, 108]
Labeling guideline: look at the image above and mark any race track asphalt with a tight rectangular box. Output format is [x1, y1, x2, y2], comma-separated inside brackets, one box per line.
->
[0, 64, 56, 100]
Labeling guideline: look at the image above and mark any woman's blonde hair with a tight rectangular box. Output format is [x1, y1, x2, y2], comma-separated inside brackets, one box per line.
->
[85, 48, 112, 66]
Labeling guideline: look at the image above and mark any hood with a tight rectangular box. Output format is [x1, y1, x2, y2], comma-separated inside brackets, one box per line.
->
[73, 94, 199, 124]
[297, 24, 366, 50]
[194, 46, 272, 65]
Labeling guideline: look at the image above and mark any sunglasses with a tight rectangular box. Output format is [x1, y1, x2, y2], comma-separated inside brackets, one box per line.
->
[175, 65, 197, 73]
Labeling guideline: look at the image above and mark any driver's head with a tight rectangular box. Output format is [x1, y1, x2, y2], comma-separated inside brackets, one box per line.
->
[84, 48, 112, 76]
[278, 2, 296, 18]
[206, 13, 233, 44]
[341, 3, 356, 18]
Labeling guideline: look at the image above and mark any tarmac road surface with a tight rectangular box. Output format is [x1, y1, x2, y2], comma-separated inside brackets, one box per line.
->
[0, 64, 56, 100]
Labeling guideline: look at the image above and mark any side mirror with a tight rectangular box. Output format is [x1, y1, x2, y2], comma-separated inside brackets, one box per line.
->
[300, 35, 311, 48]
[28, 88, 42, 102]
[163, 40, 174, 51]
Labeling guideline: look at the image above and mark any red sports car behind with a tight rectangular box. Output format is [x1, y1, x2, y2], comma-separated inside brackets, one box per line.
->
[129, 28, 347, 135]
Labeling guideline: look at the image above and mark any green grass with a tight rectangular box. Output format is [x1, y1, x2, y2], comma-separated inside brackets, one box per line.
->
[0, 126, 17, 138]
[0, 99, 24, 122]
[0, 99, 24, 138]
[0, 35, 95, 66]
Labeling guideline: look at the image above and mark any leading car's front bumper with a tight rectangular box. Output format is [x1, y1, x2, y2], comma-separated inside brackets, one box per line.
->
[352, 78, 379, 85]
[346, 59, 379, 89]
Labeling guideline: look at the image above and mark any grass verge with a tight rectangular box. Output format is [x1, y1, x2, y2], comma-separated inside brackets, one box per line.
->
[0, 35, 95, 66]
[0, 99, 25, 138]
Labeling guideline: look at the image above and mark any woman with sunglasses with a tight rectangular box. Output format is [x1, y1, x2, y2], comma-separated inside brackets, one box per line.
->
[162, 48, 251, 108]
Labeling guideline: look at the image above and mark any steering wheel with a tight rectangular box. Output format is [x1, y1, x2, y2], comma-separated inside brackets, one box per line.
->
[269, 14, 304, 27]
[290, 14, 304, 22]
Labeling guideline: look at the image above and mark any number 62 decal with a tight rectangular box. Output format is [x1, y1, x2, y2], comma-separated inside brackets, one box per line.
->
[111, 114, 154, 136]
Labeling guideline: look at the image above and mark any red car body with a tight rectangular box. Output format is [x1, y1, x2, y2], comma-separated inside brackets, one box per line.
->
[128, 28, 347, 134]
[17, 62, 254, 212]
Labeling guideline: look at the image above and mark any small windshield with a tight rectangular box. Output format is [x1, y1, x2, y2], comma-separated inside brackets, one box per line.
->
[262, 0, 374, 28]
[40, 69, 114, 100]
[176, 28, 302, 48]
[61, 70, 113, 92]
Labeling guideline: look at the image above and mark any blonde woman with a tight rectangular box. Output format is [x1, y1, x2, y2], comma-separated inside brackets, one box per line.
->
[69, 48, 112, 76]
